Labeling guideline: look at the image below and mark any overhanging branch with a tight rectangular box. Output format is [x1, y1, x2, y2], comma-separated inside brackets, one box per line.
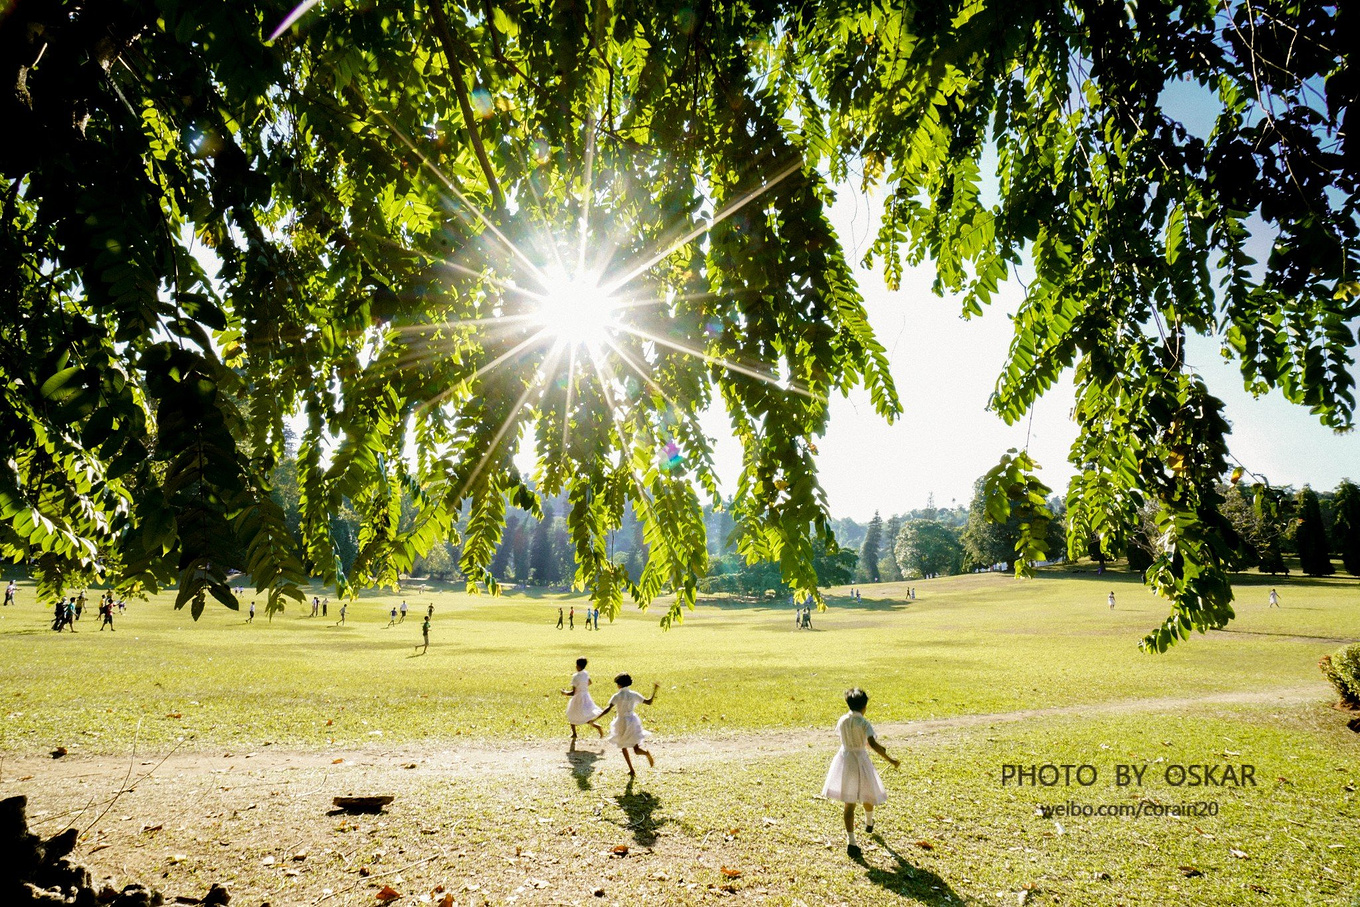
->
[428, 0, 505, 213]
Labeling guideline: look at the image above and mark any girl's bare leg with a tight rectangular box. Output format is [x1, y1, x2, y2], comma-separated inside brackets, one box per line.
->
[621, 748, 636, 775]
[842, 803, 856, 835]
[589, 721, 604, 737]
[570, 725, 578, 740]
[634, 745, 654, 767]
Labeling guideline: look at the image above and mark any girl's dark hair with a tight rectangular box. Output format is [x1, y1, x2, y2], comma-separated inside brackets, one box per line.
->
[844, 688, 869, 711]
[614, 673, 633, 687]
[576, 657, 588, 670]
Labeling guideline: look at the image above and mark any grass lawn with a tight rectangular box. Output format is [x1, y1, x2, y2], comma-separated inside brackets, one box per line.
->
[2, 568, 1358, 905]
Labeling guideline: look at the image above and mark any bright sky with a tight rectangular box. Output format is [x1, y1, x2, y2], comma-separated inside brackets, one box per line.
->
[697, 185, 1360, 522]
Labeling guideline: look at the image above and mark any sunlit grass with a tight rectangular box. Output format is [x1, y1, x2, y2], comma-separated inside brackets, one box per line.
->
[2, 569, 1356, 755]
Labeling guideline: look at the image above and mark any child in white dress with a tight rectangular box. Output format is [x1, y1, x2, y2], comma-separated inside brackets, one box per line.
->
[561, 657, 605, 741]
[597, 673, 660, 775]
[821, 687, 899, 858]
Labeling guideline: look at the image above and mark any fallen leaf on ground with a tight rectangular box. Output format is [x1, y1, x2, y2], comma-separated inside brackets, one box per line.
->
[720, 867, 742, 879]
[610, 845, 629, 856]
[1248, 884, 1269, 893]
[332, 758, 344, 764]
[437, 896, 453, 907]
[376, 885, 401, 902]
[1179, 866, 1203, 878]
[141, 824, 163, 834]
[914, 840, 934, 850]
[1229, 848, 1249, 859]
[52, 747, 68, 758]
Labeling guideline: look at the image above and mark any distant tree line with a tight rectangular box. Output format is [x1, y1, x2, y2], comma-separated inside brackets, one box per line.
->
[152, 448, 1360, 596]
[835, 479, 1360, 584]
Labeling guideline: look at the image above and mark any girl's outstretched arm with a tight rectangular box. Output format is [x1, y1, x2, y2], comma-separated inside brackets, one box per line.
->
[868, 736, 900, 769]
[642, 683, 661, 705]
[597, 703, 615, 719]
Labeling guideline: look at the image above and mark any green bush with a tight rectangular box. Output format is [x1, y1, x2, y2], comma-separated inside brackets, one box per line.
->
[1319, 643, 1360, 709]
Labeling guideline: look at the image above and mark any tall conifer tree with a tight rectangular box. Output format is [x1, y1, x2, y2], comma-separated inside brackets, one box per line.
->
[1333, 481, 1360, 577]
[857, 512, 883, 583]
[1296, 487, 1335, 577]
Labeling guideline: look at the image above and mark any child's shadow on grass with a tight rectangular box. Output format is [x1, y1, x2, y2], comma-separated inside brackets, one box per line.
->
[854, 836, 962, 906]
[614, 778, 664, 846]
[566, 746, 600, 790]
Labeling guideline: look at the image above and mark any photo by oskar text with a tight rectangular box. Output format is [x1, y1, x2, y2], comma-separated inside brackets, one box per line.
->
[1000, 763, 1258, 788]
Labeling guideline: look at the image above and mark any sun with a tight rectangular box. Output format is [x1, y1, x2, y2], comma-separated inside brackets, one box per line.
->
[531, 270, 618, 349]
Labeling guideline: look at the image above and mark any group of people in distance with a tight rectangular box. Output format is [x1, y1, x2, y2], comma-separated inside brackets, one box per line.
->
[49, 590, 123, 631]
[562, 655, 897, 856]
[557, 605, 601, 630]
[795, 604, 814, 629]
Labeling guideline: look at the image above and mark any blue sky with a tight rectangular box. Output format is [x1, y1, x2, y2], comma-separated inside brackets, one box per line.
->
[698, 184, 1360, 522]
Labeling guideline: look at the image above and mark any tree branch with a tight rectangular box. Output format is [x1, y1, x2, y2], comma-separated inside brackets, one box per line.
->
[428, 0, 505, 212]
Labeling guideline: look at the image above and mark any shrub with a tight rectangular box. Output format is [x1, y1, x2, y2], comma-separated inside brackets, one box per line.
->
[1319, 643, 1360, 710]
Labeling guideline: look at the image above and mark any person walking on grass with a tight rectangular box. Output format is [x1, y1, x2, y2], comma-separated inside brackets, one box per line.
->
[387, 604, 398, 627]
[4, 580, 15, 606]
[569, 606, 575, 630]
[417, 614, 430, 654]
[99, 597, 115, 631]
[597, 674, 659, 775]
[556, 607, 564, 629]
[561, 657, 605, 742]
[1107, 590, 1116, 610]
[1269, 588, 1280, 608]
[822, 687, 899, 858]
[336, 601, 347, 625]
[593, 607, 600, 631]
[247, 601, 256, 623]
[400, 600, 408, 622]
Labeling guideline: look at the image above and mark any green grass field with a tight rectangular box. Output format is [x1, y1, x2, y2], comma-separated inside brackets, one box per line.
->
[2, 569, 1357, 754]
[2, 568, 1358, 905]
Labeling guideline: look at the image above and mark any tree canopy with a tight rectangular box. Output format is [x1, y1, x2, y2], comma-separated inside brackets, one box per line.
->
[2, 0, 1354, 646]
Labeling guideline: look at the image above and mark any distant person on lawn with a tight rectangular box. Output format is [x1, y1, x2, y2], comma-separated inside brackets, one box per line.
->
[418, 614, 430, 653]
[556, 607, 564, 629]
[3, 580, 15, 606]
[1269, 588, 1280, 608]
[822, 687, 899, 858]
[1108, 591, 1116, 610]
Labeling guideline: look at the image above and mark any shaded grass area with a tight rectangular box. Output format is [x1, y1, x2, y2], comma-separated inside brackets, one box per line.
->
[2, 571, 1358, 755]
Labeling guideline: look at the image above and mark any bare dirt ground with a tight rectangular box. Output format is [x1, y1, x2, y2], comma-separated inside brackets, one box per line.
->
[1, 686, 1323, 907]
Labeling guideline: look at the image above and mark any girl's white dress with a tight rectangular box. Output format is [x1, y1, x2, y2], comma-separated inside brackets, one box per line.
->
[821, 711, 888, 804]
[605, 687, 650, 748]
[565, 670, 603, 725]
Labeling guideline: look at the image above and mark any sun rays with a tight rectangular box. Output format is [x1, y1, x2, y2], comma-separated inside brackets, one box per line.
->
[351, 103, 824, 505]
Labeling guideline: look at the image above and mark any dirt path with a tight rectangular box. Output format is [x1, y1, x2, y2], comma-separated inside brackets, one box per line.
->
[3, 684, 1323, 786]
[1, 684, 1336, 907]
